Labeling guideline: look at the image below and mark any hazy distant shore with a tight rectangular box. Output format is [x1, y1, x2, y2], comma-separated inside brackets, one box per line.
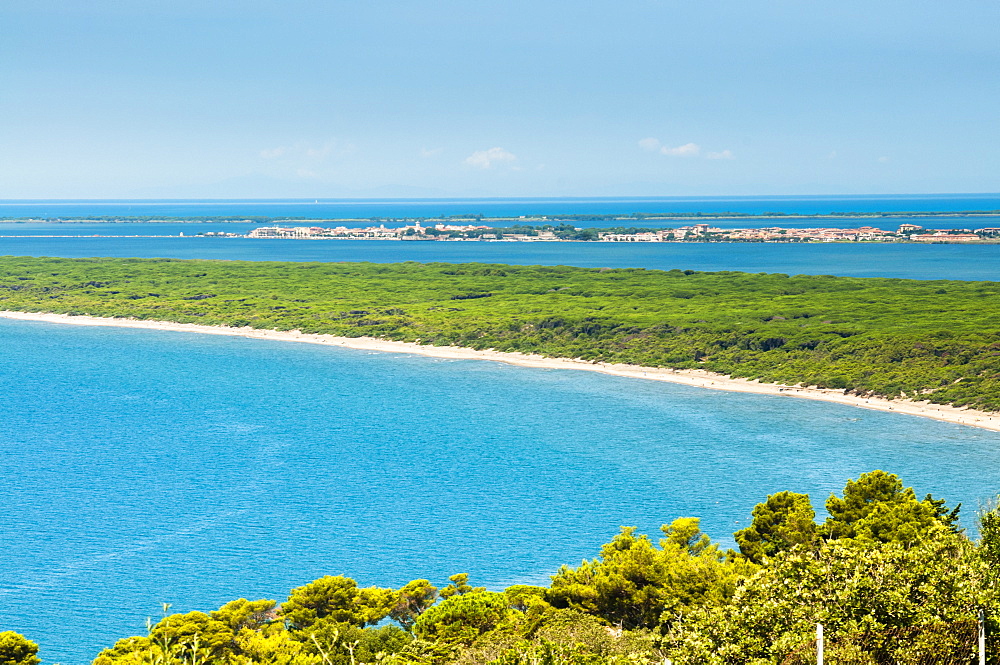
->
[4, 310, 999, 433]
[2, 209, 1000, 224]
[5, 209, 1000, 243]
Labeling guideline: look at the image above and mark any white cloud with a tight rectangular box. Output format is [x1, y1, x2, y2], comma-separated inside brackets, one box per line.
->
[260, 146, 288, 160]
[420, 147, 444, 158]
[465, 147, 517, 169]
[877, 156, 890, 163]
[660, 142, 701, 157]
[638, 137, 661, 152]
[706, 149, 735, 160]
[641, 138, 733, 160]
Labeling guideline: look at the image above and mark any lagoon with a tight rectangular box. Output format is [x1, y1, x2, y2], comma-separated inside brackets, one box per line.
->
[2, 236, 1000, 281]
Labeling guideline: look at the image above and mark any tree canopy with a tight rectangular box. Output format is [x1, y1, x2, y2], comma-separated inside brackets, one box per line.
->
[824, 470, 958, 543]
[0, 632, 40, 665]
[66, 471, 1000, 664]
[281, 575, 397, 629]
[734, 490, 818, 563]
[547, 518, 755, 629]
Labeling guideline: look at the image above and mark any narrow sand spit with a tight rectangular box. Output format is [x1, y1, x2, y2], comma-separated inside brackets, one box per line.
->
[4, 309, 1000, 432]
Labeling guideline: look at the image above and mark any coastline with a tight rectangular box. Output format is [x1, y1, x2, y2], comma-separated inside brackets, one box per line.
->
[4, 309, 1000, 433]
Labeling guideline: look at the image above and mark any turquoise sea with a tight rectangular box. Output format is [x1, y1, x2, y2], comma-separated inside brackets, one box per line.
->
[2, 194, 999, 220]
[5, 319, 1000, 663]
[3, 236, 1000, 281]
[2, 196, 1000, 662]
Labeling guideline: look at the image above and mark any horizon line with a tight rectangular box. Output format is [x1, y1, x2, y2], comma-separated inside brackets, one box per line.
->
[2, 192, 1000, 205]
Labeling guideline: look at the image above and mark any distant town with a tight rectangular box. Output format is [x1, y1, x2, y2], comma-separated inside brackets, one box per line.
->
[232, 220, 1000, 243]
[5, 211, 1000, 243]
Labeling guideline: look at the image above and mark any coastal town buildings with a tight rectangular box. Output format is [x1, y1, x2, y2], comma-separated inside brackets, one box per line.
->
[241, 222, 1000, 244]
[910, 232, 981, 242]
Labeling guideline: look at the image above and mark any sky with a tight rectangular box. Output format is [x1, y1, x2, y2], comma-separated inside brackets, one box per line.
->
[1, 0, 998, 199]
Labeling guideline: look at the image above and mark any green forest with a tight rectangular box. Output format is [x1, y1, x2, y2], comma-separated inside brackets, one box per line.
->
[2, 256, 1000, 410]
[2, 471, 997, 664]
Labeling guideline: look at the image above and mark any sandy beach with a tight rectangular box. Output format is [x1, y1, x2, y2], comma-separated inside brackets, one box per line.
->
[4, 309, 1000, 433]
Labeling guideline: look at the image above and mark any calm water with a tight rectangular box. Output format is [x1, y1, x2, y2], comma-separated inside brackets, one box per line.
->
[3, 319, 1000, 662]
[2, 194, 999, 220]
[2, 236, 999, 280]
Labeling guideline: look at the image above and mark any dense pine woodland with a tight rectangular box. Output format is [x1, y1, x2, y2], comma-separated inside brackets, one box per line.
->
[2, 472, 998, 664]
[2, 256, 1000, 410]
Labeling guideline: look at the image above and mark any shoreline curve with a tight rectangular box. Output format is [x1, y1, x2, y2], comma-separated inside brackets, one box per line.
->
[4, 309, 1000, 433]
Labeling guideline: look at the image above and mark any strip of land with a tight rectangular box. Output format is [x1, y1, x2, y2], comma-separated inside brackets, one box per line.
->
[5, 221, 999, 243]
[242, 220, 1000, 243]
[3, 309, 998, 432]
[4, 258, 1000, 413]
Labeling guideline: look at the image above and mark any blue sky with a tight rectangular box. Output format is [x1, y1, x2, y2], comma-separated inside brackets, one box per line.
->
[1, 0, 997, 198]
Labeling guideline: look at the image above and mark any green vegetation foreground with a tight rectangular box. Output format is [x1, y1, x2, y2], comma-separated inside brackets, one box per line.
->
[2, 257, 1000, 410]
[3, 472, 997, 664]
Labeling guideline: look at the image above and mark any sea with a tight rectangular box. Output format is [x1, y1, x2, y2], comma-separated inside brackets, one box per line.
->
[2, 196, 1000, 663]
[1, 193, 999, 221]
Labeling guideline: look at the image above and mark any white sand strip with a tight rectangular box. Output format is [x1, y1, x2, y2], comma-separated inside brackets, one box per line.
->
[4, 309, 1000, 433]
